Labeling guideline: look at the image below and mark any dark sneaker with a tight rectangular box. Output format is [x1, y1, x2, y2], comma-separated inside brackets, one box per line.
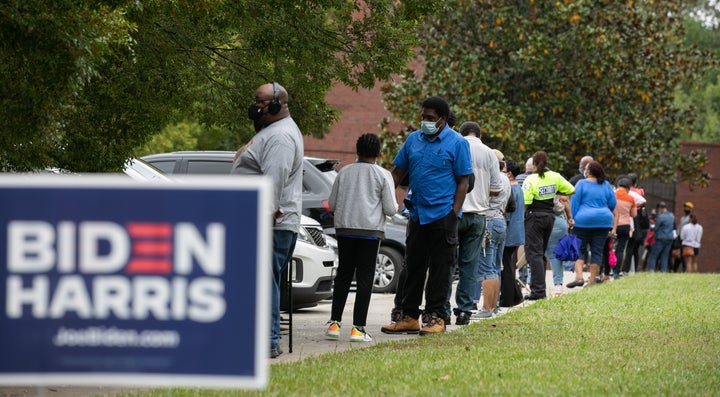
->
[270, 345, 283, 359]
[381, 315, 420, 334]
[390, 307, 402, 324]
[566, 279, 584, 288]
[419, 314, 445, 335]
[421, 312, 430, 325]
[523, 294, 546, 301]
[442, 313, 452, 326]
[456, 312, 470, 325]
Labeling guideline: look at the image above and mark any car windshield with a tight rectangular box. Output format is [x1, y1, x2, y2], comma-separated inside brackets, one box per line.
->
[124, 158, 171, 181]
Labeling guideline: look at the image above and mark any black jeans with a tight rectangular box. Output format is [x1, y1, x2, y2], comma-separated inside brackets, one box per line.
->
[615, 224, 631, 275]
[625, 229, 646, 272]
[524, 211, 555, 298]
[500, 245, 521, 307]
[398, 211, 458, 319]
[331, 236, 381, 326]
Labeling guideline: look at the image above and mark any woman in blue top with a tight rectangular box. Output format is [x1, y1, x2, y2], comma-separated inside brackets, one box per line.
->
[567, 161, 617, 287]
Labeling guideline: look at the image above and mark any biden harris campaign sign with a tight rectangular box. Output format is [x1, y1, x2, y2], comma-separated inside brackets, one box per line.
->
[0, 175, 272, 389]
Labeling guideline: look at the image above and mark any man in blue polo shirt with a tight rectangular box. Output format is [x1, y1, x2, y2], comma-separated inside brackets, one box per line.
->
[381, 96, 473, 335]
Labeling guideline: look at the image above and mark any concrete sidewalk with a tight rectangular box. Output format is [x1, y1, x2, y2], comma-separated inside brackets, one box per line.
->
[272, 269, 585, 363]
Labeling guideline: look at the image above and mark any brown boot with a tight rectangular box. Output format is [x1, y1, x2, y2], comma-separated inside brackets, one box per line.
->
[587, 264, 601, 285]
[482, 279, 500, 312]
[419, 314, 445, 336]
[381, 315, 420, 334]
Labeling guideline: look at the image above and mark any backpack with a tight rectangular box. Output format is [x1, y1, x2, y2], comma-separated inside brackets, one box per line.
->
[505, 188, 517, 213]
[637, 205, 650, 230]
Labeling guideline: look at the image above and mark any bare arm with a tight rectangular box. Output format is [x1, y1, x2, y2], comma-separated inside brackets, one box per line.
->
[561, 195, 574, 229]
[391, 167, 408, 189]
[611, 207, 619, 236]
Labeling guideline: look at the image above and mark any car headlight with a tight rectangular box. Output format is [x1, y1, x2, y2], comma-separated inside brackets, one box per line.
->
[297, 225, 327, 247]
[297, 226, 312, 244]
[325, 234, 338, 255]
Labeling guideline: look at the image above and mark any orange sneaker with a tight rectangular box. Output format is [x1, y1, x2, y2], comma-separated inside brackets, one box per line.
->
[325, 320, 341, 340]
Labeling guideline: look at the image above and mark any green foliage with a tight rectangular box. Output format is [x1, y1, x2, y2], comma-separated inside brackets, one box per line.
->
[381, 0, 714, 188]
[0, 0, 137, 171]
[135, 121, 241, 157]
[674, 17, 720, 144]
[135, 121, 200, 157]
[0, 0, 440, 171]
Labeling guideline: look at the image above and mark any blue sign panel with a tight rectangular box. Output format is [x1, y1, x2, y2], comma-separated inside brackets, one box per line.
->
[0, 176, 272, 389]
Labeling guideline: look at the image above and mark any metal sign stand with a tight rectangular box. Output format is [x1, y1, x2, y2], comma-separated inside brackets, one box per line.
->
[286, 259, 293, 353]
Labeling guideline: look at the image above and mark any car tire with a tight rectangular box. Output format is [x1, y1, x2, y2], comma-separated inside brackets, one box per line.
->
[373, 245, 403, 293]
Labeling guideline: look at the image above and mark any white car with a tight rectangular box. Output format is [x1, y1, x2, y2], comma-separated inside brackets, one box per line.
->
[281, 215, 337, 310]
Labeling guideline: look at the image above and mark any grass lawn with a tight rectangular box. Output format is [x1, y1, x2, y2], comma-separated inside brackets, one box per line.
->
[119, 273, 720, 396]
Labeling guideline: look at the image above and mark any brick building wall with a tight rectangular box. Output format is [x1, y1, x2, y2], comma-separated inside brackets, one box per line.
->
[304, 83, 401, 170]
[675, 142, 720, 273]
[306, 85, 719, 273]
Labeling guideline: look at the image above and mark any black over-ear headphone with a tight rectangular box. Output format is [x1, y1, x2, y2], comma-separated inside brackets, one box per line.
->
[268, 82, 281, 115]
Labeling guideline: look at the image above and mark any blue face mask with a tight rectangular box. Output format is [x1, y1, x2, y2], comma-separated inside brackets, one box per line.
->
[420, 121, 439, 136]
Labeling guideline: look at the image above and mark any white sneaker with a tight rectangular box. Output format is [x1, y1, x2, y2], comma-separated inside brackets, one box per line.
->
[555, 284, 564, 296]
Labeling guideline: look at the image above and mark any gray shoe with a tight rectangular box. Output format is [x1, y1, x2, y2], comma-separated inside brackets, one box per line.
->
[470, 310, 495, 320]
[270, 345, 283, 359]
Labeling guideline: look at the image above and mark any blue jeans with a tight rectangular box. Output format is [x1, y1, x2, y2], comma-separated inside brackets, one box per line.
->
[272, 230, 297, 349]
[474, 217, 506, 302]
[647, 238, 673, 272]
[546, 215, 568, 286]
[447, 213, 485, 317]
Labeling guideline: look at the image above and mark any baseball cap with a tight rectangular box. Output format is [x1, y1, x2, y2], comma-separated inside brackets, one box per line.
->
[493, 149, 505, 162]
[684, 202, 694, 209]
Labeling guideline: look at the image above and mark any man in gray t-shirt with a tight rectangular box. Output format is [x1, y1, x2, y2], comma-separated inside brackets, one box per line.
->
[232, 82, 303, 359]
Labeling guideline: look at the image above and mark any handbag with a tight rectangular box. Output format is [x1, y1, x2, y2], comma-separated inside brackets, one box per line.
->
[608, 239, 617, 267]
[682, 246, 695, 257]
[554, 232, 582, 262]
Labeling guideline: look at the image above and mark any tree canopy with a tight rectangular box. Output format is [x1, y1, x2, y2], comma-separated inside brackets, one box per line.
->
[674, 16, 720, 143]
[0, 0, 439, 171]
[380, 0, 714, 188]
